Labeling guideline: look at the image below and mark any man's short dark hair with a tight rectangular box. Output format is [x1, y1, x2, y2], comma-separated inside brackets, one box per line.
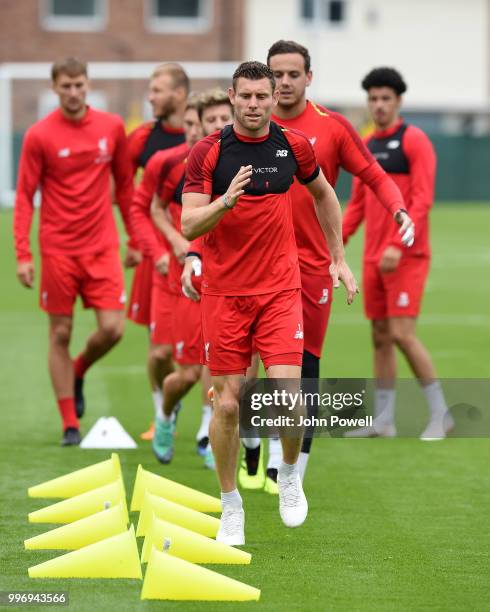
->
[51, 57, 87, 82]
[267, 40, 311, 73]
[232, 61, 275, 92]
[361, 67, 407, 95]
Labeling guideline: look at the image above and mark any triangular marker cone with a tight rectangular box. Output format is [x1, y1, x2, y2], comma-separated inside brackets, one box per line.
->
[141, 547, 260, 601]
[28, 525, 142, 579]
[28, 454, 122, 498]
[130, 465, 221, 513]
[28, 479, 128, 524]
[25, 502, 127, 550]
[141, 516, 250, 564]
[80, 417, 137, 449]
[136, 492, 219, 538]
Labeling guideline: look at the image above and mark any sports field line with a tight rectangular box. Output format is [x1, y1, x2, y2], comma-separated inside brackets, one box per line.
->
[331, 313, 490, 326]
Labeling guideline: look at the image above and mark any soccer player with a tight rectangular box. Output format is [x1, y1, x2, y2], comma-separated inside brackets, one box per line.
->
[125, 63, 188, 441]
[236, 40, 416, 487]
[342, 68, 452, 440]
[149, 90, 234, 467]
[14, 58, 134, 446]
[182, 61, 358, 545]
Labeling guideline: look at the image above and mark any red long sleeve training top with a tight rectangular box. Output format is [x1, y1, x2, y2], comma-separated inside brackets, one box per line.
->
[343, 120, 436, 262]
[14, 107, 134, 263]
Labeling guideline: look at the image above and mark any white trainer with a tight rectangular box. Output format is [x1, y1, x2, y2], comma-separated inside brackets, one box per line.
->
[420, 411, 454, 441]
[216, 507, 245, 545]
[344, 421, 397, 438]
[278, 473, 308, 528]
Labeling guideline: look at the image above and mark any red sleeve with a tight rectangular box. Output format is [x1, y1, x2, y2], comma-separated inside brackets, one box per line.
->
[283, 128, 320, 184]
[183, 136, 219, 195]
[389, 126, 436, 248]
[130, 155, 167, 261]
[342, 177, 366, 245]
[187, 236, 203, 258]
[13, 127, 43, 263]
[357, 162, 404, 216]
[127, 123, 151, 177]
[111, 119, 134, 241]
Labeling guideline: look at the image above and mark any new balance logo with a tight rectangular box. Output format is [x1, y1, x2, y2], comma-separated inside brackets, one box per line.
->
[204, 342, 210, 361]
[57, 148, 70, 158]
[318, 288, 329, 304]
[294, 323, 304, 340]
[276, 149, 288, 157]
[397, 292, 410, 307]
[176, 341, 184, 358]
[387, 140, 400, 149]
[119, 291, 126, 304]
[309, 137, 317, 146]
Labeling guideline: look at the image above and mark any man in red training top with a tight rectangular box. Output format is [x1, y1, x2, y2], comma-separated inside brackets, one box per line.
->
[126, 63, 188, 441]
[343, 67, 452, 440]
[14, 58, 134, 446]
[236, 40, 415, 488]
[131, 97, 202, 463]
[182, 61, 358, 545]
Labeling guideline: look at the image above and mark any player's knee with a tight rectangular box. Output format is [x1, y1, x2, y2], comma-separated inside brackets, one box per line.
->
[50, 321, 72, 347]
[100, 320, 124, 345]
[372, 321, 392, 350]
[390, 328, 414, 350]
[181, 365, 201, 385]
[150, 343, 173, 362]
[215, 397, 239, 423]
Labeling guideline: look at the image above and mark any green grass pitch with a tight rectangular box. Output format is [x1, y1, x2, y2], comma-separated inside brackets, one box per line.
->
[0, 205, 489, 611]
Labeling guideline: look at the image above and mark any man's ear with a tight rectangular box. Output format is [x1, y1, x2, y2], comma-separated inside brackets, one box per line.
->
[306, 71, 313, 88]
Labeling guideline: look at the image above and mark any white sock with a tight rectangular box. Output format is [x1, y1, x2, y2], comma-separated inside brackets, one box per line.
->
[374, 388, 396, 425]
[297, 452, 309, 482]
[196, 404, 212, 440]
[221, 488, 242, 509]
[267, 438, 282, 470]
[242, 437, 260, 449]
[152, 389, 163, 420]
[278, 460, 298, 480]
[423, 381, 447, 419]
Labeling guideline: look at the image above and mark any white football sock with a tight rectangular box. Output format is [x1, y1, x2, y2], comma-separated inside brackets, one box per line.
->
[423, 381, 447, 418]
[221, 488, 243, 509]
[242, 437, 260, 449]
[152, 389, 163, 420]
[196, 404, 212, 440]
[297, 452, 310, 482]
[278, 460, 298, 480]
[374, 388, 396, 425]
[267, 437, 282, 470]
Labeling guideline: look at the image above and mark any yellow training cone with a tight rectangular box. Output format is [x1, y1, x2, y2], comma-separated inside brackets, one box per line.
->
[28, 479, 128, 524]
[28, 525, 142, 579]
[141, 547, 260, 601]
[131, 465, 221, 513]
[24, 502, 127, 550]
[28, 454, 122, 498]
[136, 492, 219, 538]
[141, 516, 250, 564]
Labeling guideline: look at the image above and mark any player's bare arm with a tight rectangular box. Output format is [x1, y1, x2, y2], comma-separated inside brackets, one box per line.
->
[16, 260, 35, 288]
[306, 169, 359, 304]
[181, 165, 252, 240]
[379, 245, 403, 273]
[150, 195, 189, 263]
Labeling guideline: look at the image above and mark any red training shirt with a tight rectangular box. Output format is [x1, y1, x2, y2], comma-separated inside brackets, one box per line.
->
[183, 122, 320, 296]
[14, 107, 133, 262]
[343, 120, 436, 262]
[272, 101, 404, 276]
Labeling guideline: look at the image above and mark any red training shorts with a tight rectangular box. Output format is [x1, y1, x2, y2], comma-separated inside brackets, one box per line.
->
[40, 249, 125, 316]
[127, 256, 153, 326]
[172, 295, 202, 365]
[301, 271, 334, 358]
[363, 257, 430, 320]
[150, 272, 174, 345]
[201, 288, 304, 376]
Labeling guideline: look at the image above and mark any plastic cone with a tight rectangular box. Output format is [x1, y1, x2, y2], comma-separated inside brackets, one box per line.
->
[141, 516, 250, 564]
[28, 525, 142, 579]
[28, 454, 122, 498]
[136, 492, 219, 538]
[141, 547, 260, 600]
[130, 465, 221, 513]
[28, 479, 128, 524]
[24, 502, 127, 550]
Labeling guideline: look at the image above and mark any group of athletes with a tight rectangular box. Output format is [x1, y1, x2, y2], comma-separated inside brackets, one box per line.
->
[14, 39, 453, 544]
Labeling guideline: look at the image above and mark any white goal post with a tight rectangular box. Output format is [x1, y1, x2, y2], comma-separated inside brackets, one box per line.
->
[0, 61, 237, 208]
